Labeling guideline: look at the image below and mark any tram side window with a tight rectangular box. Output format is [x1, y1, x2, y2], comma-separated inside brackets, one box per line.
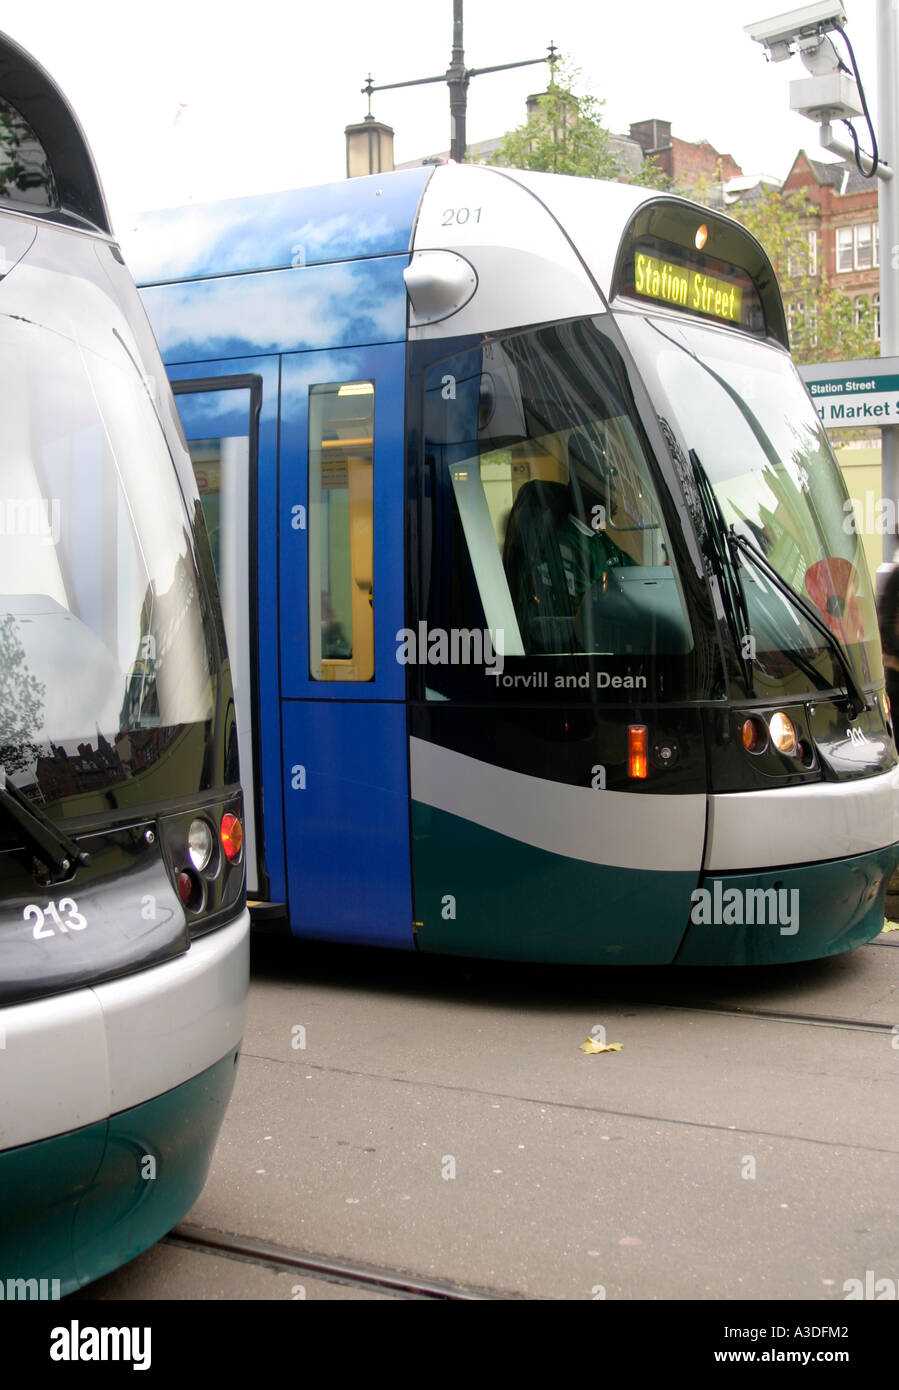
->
[424, 321, 692, 665]
[308, 382, 375, 682]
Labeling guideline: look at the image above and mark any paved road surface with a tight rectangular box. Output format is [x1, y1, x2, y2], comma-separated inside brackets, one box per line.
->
[78, 929, 899, 1301]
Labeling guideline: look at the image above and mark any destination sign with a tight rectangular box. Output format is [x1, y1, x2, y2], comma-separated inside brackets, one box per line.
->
[633, 253, 743, 324]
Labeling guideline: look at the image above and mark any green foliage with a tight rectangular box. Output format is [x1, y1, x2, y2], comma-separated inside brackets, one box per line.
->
[488, 62, 623, 180]
[488, 69, 875, 373]
[715, 185, 878, 366]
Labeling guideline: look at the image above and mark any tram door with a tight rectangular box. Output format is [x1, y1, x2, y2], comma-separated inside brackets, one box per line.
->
[279, 345, 414, 947]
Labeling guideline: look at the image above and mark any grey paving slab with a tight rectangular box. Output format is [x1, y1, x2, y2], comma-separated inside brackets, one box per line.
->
[189, 1053, 898, 1300]
[72, 1241, 394, 1301]
[77, 936, 899, 1302]
[239, 944, 899, 1150]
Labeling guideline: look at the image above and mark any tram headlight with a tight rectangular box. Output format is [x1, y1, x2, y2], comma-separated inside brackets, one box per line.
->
[188, 818, 215, 872]
[769, 711, 798, 755]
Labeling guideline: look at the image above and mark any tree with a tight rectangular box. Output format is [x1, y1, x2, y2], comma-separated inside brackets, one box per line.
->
[488, 62, 624, 180]
[488, 67, 875, 367]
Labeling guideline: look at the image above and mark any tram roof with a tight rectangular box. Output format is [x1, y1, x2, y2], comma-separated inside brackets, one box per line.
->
[126, 165, 691, 293]
[128, 166, 434, 286]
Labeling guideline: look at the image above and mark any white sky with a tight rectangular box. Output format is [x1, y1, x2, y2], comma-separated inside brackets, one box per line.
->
[7, 0, 883, 238]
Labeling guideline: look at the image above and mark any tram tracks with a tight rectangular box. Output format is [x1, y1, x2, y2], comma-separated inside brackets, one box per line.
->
[654, 999, 898, 1034]
[165, 1223, 516, 1300]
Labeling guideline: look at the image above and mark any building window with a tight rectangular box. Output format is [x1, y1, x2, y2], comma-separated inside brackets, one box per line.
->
[836, 221, 879, 272]
[854, 294, 880, 340]
[787, 300, 817, 348]
[788, 228, 818, 278]
[787, 300, 803, 344]
[855, 223, 873, 269]
[836, 226, 853, 272]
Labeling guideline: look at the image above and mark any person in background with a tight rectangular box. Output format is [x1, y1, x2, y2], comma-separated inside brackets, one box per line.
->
[878, 562, 899, 714]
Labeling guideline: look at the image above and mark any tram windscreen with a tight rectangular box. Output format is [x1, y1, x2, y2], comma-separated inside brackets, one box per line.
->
[422, 318, 695, 696]
[0, 224, 218, 817]
[619, 314, 881, 697]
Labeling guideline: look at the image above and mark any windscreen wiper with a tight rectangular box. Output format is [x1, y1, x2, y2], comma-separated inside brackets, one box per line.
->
[688, 449, 755, 694]
[729, 530, 870, 719]
[0, 766, 90, 883]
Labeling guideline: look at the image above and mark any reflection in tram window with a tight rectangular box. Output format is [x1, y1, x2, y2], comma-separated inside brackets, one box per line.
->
[426, 321, 692, 662]
[623, 315, 881, 687]
[308, 381, 374, 681]
[0, 312, 216, 800]
[0, 97, 56, 208]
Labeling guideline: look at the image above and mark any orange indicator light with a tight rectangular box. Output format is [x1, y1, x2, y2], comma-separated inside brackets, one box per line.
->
[629, 724, 648, 779]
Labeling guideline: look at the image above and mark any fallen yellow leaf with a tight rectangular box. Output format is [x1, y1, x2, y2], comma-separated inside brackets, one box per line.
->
[579, 1038, 623, 1054]
[882, 921, 899, 933]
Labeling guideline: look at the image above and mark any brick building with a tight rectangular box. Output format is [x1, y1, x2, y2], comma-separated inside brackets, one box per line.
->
[389, 103, 742, 197]
[629, 118, 743, 196]
[781, 151, 880, 341]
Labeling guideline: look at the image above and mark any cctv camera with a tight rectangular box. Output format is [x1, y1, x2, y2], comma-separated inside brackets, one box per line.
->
[745, 1, 847, 54]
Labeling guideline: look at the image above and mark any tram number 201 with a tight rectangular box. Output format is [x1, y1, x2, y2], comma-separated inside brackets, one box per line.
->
[24, 898, 87, 939]
[441, 206, 482, 226]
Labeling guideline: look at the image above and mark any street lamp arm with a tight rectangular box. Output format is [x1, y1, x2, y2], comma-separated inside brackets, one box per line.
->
[466, 55, 556, 79]
[361, 14, 558, 160]
[363, 74, 451, 95]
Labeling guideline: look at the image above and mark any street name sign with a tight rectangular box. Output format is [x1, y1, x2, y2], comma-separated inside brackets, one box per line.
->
[799, 357, 899, 429]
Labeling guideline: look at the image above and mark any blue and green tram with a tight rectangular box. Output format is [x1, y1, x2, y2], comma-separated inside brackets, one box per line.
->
[130, 161, 899, 967]
[0, 31, 248, 1293]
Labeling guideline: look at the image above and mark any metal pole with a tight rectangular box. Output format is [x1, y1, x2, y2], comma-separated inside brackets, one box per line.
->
[878, 0, 899, 571]
[448, 0, 469, 162]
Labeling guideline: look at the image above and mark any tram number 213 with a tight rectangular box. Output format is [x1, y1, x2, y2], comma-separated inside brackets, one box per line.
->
[24, 899, 87, 939]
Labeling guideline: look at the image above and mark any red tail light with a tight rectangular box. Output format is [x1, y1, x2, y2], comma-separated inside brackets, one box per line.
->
[220, 813, 243, 862]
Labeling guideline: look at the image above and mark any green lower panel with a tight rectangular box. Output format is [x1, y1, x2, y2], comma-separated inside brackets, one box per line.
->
[412, 801, 697, 964]
[675, 844, 899, 965]
[0, 1048, 240, 1295]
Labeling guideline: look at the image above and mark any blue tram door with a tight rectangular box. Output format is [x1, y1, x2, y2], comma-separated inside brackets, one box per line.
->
[279, 344, 414, 948]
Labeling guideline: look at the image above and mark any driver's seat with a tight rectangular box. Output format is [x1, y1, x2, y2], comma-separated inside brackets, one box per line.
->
[502, 478, 577, 653]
